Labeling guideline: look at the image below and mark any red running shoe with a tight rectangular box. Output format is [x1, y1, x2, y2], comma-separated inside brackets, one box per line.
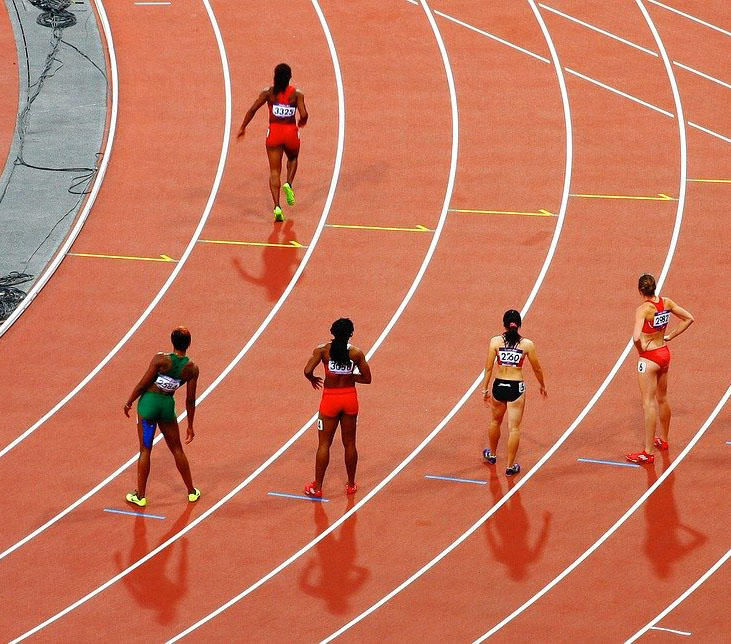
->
[626, 450, 654, 464]
[303, 482, 322, 498]
[653, 436, 669, 450]
[345, 482, 358, 495]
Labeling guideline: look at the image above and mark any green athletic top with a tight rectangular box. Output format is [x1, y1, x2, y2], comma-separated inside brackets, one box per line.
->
[153, 353, 190, 394]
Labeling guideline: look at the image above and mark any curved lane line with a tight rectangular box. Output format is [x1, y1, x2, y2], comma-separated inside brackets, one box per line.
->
[627, 545, 731, 643]
[472, 0, 690, 639]
[0, 0, 118, 337]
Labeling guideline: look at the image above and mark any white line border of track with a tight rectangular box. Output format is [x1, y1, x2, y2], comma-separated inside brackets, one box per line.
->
[169, 0, 572, 638]
[472, 0, 690, 638]
[647, 0, 731, 38]
[627, 546, 731, 642]
[0, 0, 119, 338]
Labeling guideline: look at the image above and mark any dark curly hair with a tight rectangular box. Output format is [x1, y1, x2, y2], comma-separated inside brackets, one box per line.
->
[329, 318, 354, 370]
[171, 326, 191, 351]
[273, 63, 292, 96]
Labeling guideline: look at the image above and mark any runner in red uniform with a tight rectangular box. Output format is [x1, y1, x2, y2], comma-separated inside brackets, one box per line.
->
[237, 63, 308, 221]
[303, 318, 372, 498]
[627, 274, 694, 463]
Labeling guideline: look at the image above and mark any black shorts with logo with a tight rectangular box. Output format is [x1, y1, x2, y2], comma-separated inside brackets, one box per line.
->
[492, 378, 525, 402]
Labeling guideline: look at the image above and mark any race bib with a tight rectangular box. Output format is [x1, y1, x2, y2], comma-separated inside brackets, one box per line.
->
[638, 360, 647, 373]
[154, 374, 182, 393]
[518, 382, 525, 393]
[653, 311, 670, 328]
[498, 347, 523, 366]
[328, 359, 353, 375]
[272, 103, 296, 118]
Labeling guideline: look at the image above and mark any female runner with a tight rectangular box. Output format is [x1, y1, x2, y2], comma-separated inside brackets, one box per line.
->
[237, 63, 308, 222]
[123, 327, 201, 506]
[627, 274, 694, 463]
[482, 310, 547, 475]
[303, 318, 372, 497]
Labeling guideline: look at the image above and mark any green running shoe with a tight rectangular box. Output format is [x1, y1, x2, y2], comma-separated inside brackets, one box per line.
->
[282, 182, 296, 206]
[188, 488, 201, 502]
[273, 206, 285, 222]
[126, 492, 147, 507]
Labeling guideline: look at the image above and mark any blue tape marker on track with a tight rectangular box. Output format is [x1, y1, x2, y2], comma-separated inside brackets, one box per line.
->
[267, 492, 329, 503]
[104, 508, 166, 520]
[577, 458, 641, 469]
[425, 474, 487, 485]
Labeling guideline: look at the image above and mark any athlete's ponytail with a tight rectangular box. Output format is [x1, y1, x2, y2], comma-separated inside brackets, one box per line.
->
[502, 310, 522, 348]
[330, 318, 354, 370]
[273, 63, 292, 97]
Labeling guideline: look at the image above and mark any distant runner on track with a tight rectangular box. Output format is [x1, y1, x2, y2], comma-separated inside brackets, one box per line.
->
[627, 273, 694, 464]
[237, 63, 308, 222]
[123, 327, 201, 507]
[303, 318, 372, 498]
[481, 310, 547, 476]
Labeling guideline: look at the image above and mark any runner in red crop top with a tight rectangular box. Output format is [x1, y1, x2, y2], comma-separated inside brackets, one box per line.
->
[627, 274, 694, 464]
[237, 63, 308, 222]
[303, 318, 372, 498]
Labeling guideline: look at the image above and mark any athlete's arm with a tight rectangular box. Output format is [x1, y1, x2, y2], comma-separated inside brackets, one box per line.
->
[525, 340, 547, 398]
[664, 298, 694, 341]
[296, 91, 308, 128]
[124, 354, 164, 417]
[633, 304, 650, 353]
[304, 346, 324, 389]
[237, 90, 269, 139]
[184, 364, 199, 444]
[481, 338, 498, 401]
[352, 349, 371, 384]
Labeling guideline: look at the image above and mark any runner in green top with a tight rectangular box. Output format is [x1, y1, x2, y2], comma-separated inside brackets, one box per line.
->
[123, 327, 201, 507]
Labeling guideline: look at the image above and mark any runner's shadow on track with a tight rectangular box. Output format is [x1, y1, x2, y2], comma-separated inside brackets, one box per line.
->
[232, 219, 303, 302]
[298, 497, 370, 615]
[643, 452, 707, 579]
[113, 504, 194, 625]
[484, 471, 551, 581]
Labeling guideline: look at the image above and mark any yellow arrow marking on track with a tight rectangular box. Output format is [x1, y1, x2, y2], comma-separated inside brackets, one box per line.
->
[569, 192, 676, 201]
[67, 252, 177, 262]
[326, 224, 433, 232]
[688, 178, 731, 183]
[449, 208, 555, 217]
[198, 239, 306, 248]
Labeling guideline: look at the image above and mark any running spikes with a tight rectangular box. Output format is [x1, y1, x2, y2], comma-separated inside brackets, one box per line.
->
[125, 492, 147, 507]
[345, 482, 358, 495]
[505, 464, 521, 476]
[273, 205, 285, 222]
[188, 488, 201, 503]
[304, 482, 322, 498]
[626, 450, 654, 464]
[483, 449, 497, 465]
[282, 182, 296, 206]
[653, 437, 669, 450]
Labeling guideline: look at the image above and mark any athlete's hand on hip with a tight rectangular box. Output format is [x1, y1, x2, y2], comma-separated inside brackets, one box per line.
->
[663, 334, 671, 342]
[185, 424, 195, 444]
[123, 403, 132, 417]
[308, 375, 323, 390]
[539, 385, 548, 398]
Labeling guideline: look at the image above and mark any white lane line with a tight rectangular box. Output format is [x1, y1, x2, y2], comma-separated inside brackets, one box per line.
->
[539, 3, 658, 56]
[687, 121, 731, 143]
[477, 387, 730, 642]
[474, 0, 691, 636]
[565, 67, 674, 117]
[0, 0, 119, 338]
[647, 0, 731, 38]
[628, 550, 730, 641]
[649, 626, 693, 636]
[134, 2, 171, 5]
[672, 61, 731, 90]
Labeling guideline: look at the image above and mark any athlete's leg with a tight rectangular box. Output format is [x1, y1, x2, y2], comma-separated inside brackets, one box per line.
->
[638, 360, 660, 453]
[315, 415, 338, 491]
[266, 145, 284, 207]
[489, 398, 507, 454]
[158, 420, 195, 494]
[340, 413, 358, 487]
[284, 147, 299, 186]
[506, 394, 526, 468]
[135, 418, 155, 498]
[656, 368, 671, 442]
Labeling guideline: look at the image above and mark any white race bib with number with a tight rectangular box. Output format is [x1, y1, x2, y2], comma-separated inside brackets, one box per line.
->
[154, 374, 182, 393]
[653, 311, 670, 328]
[637, 360, 647, 373]
[272, 103, 296, 118]
[498, 347, 523, 366]
[328, 359, 354, 375]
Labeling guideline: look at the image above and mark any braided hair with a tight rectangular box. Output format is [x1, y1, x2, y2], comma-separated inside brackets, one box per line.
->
[273, 63, 292, 97]
[638, 273, 656, 297]
[329, 318, 354, 370]
[502, 310, 522, 348]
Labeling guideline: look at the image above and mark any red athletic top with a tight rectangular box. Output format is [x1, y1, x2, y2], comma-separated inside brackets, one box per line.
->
[496, 344, 525, 368]
[268, 86, 297, 124]
[641, 296, 670, 334]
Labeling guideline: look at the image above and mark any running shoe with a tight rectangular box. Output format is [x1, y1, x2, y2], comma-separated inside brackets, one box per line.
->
[188, 488, 201, 503]
[345, 482, 358, 495]
[626, 450, 654, 464]
[282, 182, 296, 206]
[126, 492, 147, 507]
[653, 437, 669, 450]
[273, 206, 285, 222]
[505, 464, 521, 476]
[304, 482, 322, 498]
[483, 449, 497, 465]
